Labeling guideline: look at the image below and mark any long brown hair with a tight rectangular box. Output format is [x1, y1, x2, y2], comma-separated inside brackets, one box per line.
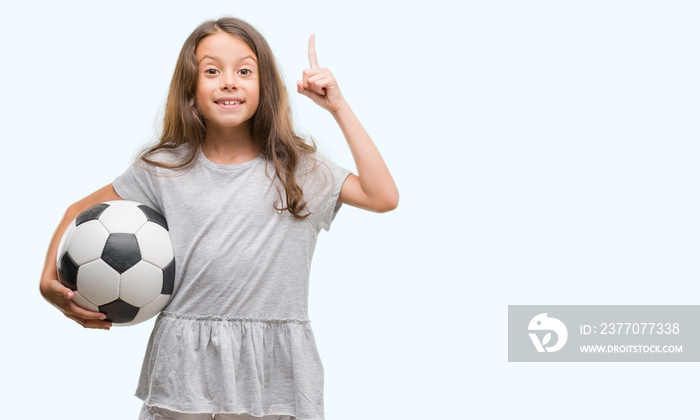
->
[139, 17, 316, 218]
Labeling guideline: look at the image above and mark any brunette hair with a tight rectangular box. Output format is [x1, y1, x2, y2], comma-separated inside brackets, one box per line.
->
[139, 17, 316, 218]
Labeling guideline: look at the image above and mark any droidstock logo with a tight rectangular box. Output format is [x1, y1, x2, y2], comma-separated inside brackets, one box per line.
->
[528, 313, 568, 352]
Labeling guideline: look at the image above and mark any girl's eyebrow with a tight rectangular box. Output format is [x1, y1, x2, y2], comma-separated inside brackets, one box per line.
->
[199, 55, 258, 63]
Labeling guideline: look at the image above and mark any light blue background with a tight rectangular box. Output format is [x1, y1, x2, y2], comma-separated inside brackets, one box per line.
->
[2, 1, 699, 419]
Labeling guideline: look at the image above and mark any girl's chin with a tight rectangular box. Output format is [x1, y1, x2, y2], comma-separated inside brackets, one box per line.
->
[204, 120, 253, 130]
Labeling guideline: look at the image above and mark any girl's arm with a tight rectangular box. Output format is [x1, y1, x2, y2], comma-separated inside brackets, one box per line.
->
[297, 35, 399, 213]
[39, 183, 123, 330]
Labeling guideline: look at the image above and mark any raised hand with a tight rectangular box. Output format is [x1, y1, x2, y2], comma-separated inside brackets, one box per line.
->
[295, 35, 400, 213]
[297, 34, 347, 114]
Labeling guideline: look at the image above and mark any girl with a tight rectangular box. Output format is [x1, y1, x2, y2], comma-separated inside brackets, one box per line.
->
[39, 17, 398, 420]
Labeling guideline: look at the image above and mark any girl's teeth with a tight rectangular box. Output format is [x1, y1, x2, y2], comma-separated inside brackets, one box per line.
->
[221, 101, 240, 105]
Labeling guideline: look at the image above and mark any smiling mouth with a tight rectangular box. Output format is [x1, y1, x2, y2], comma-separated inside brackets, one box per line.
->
[215, 100, 243, 105]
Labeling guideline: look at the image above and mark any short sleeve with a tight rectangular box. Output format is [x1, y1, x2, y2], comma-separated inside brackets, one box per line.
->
[112, 162, 163, 214]
[301, 152, 352, 232]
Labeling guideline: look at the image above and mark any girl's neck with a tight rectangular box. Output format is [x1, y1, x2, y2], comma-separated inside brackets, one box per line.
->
[201, 124, 260, 165]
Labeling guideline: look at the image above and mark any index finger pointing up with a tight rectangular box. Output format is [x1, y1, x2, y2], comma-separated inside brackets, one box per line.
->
[308, 34, 320, 68]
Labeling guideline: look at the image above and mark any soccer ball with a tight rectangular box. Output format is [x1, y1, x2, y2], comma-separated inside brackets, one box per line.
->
[56, 200, 175, 326]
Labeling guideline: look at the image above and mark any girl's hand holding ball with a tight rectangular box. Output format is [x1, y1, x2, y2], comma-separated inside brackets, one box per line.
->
[40, 279, 112, 330]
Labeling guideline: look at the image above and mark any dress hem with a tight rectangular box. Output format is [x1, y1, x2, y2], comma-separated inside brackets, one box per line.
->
[137, 393, 315, 419]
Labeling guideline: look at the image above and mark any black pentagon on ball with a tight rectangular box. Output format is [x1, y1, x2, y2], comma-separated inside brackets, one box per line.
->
[75, 203, 110, 226]
[138, 205, 169, 231]
[101, 233, 141, 274]
[162, 259, 175, 295]
[99, 299, 140, 323]
[57, 253, 79, 291]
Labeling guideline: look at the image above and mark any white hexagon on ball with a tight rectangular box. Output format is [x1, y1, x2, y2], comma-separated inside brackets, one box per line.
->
[99, 201, 148, 233]
[120, 261, 164, 307]
[68, 220, 110, 265]
[77, 259, 120, 306]
[137, 222, 175, 268]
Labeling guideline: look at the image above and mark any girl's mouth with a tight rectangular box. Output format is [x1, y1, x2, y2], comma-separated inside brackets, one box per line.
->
[214, 97, 245, 109]
[215, 101, 244, 110]
[215, 100, 242, 105]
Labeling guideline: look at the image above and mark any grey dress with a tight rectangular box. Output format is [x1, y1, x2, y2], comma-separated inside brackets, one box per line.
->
[113, 145, 352, 420]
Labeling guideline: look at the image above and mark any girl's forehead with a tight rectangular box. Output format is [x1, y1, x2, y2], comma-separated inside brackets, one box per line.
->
[196, 32, 257, 63]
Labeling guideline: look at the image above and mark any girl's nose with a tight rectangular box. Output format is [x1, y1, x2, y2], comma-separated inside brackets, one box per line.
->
[221, 72, 237, 89]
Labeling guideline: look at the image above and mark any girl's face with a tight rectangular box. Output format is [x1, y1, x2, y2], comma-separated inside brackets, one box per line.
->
[195, 32, 260, 133]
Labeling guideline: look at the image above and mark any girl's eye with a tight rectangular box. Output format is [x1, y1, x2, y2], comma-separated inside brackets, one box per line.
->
[205, 69, 219, 75]
[239, 69, 251, 75]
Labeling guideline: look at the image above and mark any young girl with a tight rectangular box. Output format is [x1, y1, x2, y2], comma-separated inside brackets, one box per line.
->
[39, 17, 398, 420]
